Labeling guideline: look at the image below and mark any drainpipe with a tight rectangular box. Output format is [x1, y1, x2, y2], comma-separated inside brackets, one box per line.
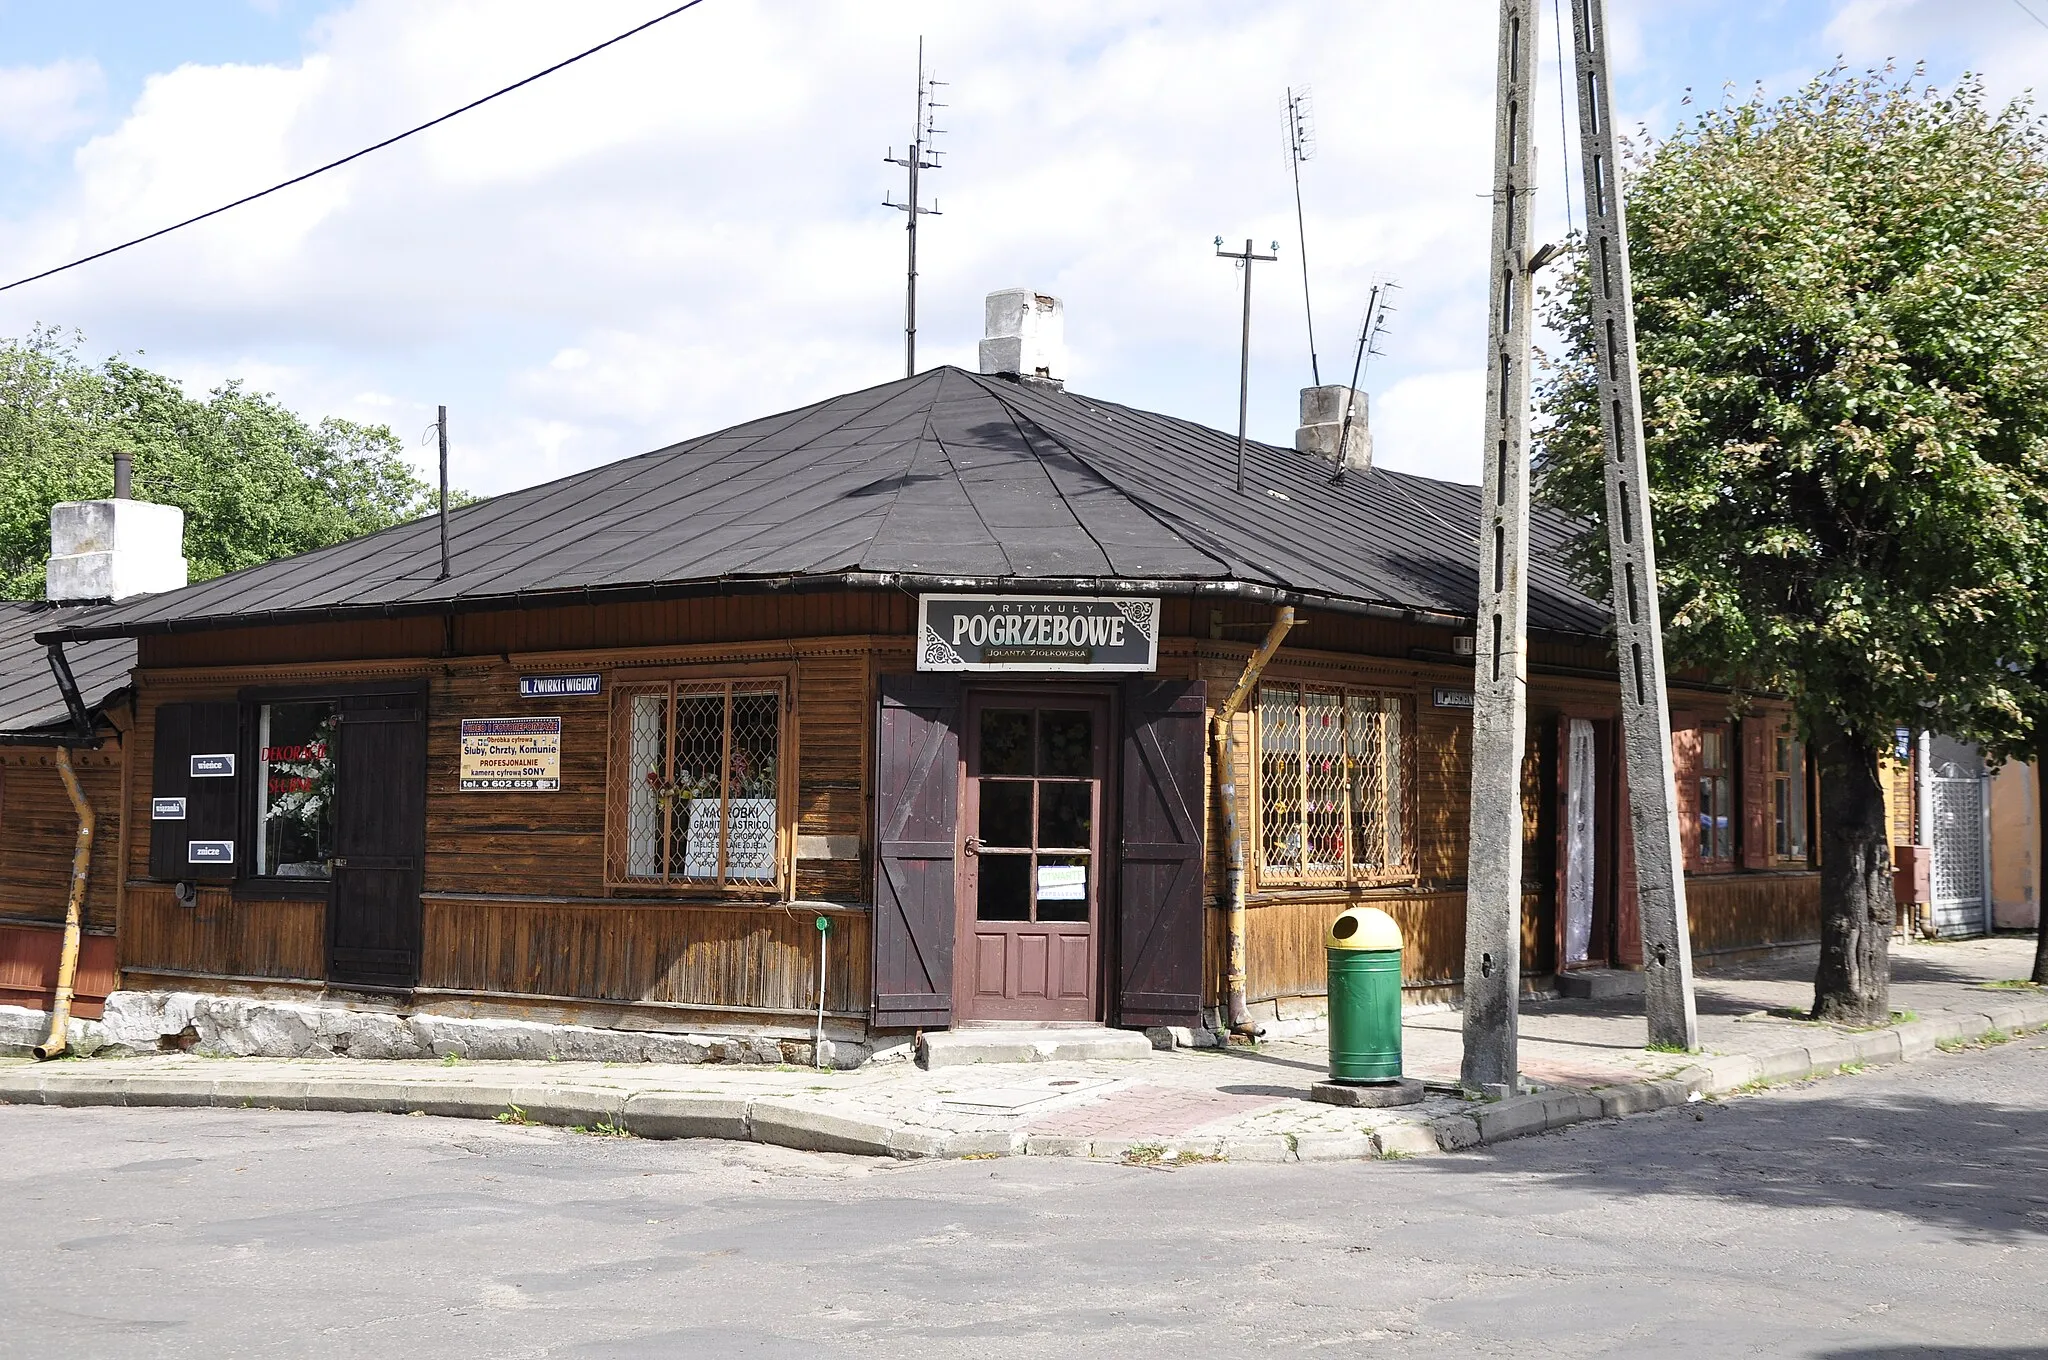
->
[1213, 607, 1295, 1038]
[34, 746, 95, 1060]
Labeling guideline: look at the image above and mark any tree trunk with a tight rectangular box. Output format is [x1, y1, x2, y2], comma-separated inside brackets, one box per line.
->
[2035, 754, 2048, 986]
[1811, 720, 1894, 1023]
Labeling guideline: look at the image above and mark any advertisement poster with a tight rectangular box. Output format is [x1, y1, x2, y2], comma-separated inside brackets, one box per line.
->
[460, 716, 562, 791]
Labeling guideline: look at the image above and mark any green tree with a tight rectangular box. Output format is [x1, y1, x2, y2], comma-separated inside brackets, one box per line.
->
[0, 327, 440, 596]
[1537, 69, 2048, 1023]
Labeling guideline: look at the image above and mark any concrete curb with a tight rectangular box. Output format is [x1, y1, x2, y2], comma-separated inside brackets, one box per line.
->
[4, 997, 2043, 1164]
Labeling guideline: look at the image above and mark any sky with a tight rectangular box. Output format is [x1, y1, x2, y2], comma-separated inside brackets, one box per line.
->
[0, 0, 2044, 499]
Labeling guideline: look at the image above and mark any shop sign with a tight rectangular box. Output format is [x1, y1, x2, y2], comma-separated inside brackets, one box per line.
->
[188, 840, 234, 864]
[917, 595, 1159, 673]
[152, 797, 187, 820]
[191, 753, 235, 777]
[520, 673, 602, 698]
[460, 716, 562, 791]
[1433, 687, 1475, 709]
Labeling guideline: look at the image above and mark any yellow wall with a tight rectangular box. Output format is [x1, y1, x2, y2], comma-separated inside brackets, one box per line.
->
[1989, 759, 2040, 930]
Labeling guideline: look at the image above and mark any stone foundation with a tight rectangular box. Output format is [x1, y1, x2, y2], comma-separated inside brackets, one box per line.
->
[0, 993, 869, 1068]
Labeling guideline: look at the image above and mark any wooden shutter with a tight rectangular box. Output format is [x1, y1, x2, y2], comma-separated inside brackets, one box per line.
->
[871, 674, 961, 1029]
[1670, 719, 1702, 871]
[1117, 678, 1207, 1028]
[148, 701, 240, 881]
[1740, 718, 1770, 869]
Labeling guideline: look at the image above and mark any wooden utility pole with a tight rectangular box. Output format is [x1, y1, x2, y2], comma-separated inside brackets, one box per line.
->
[1460, 0, 1540, 1097]
[436, 405, 451, 581]
[1568, 0, 1698, 1049]
[1216, 237, 1279, 495]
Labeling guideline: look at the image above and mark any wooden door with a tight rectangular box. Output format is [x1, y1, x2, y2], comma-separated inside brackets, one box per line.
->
[872, 675, 962, 1030]
[327, 697, 426, 990]
[958, 692, 1108, 1023]
[1117, 679, 1206, 1027]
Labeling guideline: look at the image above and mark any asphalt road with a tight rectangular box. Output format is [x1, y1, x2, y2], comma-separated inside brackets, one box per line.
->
[3, 1033, 2045, 1359]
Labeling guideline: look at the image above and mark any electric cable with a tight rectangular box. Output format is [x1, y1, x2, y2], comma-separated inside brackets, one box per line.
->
[0, 0, 710, 294]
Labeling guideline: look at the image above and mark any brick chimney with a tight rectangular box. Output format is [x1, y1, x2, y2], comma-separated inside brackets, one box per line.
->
[978, 289, 1065, 385]
[1295, 385, 1372, 473]
[46, 453, 189, 602]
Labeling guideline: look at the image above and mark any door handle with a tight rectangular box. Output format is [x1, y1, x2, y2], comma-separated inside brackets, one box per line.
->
[963, 837, 981, 856]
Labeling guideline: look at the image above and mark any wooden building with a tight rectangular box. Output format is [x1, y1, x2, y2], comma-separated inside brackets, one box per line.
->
[0, 603, 134, 1021]
[32, 353, 1822, 1056]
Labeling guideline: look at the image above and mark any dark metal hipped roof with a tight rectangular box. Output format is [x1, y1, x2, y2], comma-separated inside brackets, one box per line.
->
[0, 602, 135, 736]
[38, 366, 1609, 643]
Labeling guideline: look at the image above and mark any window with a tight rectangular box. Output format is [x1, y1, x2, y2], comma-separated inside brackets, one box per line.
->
[613, 679, 785, 888]
[1697, 723, 1734, 868]
[1773, 733, 1809, 862]
[1257, 683, 1406, 882]
[256, 700, 336, 878]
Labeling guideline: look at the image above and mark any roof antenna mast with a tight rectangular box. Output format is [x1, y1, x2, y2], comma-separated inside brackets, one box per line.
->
[1329, 279, 1398, 486]
[1215, 236, 1280, 495]
[882, 39, 945, 378]
[1285, 87, 1321, 386]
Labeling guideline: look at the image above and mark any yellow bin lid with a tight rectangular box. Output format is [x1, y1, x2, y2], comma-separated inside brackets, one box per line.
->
[1328, 906, 1402, 951]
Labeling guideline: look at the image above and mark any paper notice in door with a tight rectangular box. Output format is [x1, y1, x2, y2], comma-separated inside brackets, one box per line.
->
[1036, 863, 1087, 900]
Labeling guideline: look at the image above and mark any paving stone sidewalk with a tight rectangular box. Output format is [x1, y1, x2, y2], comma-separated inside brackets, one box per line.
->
[3, 936, 2043, 1164]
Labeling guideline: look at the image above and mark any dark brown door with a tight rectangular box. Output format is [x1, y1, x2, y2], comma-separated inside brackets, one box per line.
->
[959, 693, 1107, 1023]
[327, 697, 426, 990]
[1117, 679, 1206, 1027]
[872, 675, 962, 1030]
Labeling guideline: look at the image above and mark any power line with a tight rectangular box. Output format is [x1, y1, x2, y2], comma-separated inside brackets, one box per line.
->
[2017, 0, 2048, 32]
[0, 0, 710, 295]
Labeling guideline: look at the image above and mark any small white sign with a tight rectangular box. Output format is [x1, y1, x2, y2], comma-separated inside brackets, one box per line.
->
[191, 753, 235, 777]
[1036, 863, 1087, 901]
[188, 840, 234, 865]
[1433, 687, 1475, 710]
[683, 797, 777, 881]
[152, 797, 187, 820]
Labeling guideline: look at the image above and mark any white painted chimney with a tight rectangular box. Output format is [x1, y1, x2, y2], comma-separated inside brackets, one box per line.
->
[46, 456, 189, 602]
[978, 289, 1065, 383]
[1295, 385, 1372, 473]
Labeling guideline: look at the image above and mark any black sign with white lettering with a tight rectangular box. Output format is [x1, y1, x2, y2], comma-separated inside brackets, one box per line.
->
[190, 753, 235, 777]
[520, 673, 602, 698]
[152, 797, 187, 820]
[1433, 687, 1475, 710]
[187, 840, 234, 864]
[918, 595, 1159, 673]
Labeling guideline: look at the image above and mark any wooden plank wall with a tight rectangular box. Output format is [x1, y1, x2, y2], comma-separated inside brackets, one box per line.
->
[420, 899, 871, 1017]
[122, 883, 325, 981]
[0, 925, 117, 1018]
[1687, 872, 1822, 959]
[0, 746, 124, 932]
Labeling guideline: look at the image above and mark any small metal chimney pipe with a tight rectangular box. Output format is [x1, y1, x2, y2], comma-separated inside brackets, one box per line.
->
[113, 451, 133, 500]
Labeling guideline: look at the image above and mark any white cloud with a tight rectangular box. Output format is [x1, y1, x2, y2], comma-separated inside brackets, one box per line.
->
[0, 59, 104, 151]
[15, 1, 2008, 501]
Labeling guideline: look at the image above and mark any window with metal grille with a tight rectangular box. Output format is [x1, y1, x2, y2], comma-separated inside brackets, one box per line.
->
[1257, 683, 1408, 883]
[610, 678, 785, 889]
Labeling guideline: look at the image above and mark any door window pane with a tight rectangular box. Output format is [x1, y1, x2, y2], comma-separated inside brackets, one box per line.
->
[1039, 710, 1093, 778]
[1038, 781, 1091, 849]
[977, 854, 1031, 921]
[1035, 854, 1090, 922]
[980, 781, 1033, 848]
[257, 701, 337, 878]
[981, 710, 1033, 776]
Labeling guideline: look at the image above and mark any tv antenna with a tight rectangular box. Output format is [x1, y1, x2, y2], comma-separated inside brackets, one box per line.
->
[882, 38, 946, 378]
[1329, 280, 1398, 486]
[1285, 87, 1321, 386]
[1216, 236, 1281, 495]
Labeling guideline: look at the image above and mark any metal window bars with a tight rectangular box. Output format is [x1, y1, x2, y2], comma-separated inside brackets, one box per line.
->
[612, 678, 785, 889]
[1257, 683, 1409, 884]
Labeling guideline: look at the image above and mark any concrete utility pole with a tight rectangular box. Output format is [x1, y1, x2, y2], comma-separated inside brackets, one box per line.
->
[1568, 0, 1699, 1049]
[1461, 0, 1541, 1098]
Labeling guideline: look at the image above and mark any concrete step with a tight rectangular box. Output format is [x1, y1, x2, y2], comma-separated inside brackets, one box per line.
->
[918, 1027, 1154, 1069]
[1555, 968, 1647, 1001]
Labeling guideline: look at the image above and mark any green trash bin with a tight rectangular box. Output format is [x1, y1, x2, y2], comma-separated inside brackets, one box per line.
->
[1326, 906, 1404, 1083]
